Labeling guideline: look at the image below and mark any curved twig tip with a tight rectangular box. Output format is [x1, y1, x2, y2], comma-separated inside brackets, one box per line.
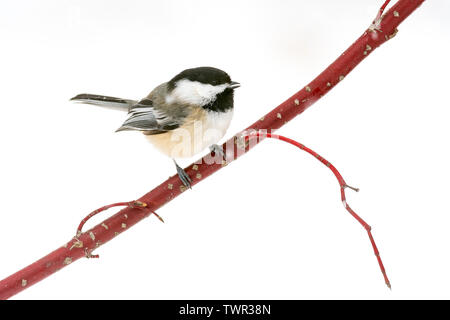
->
[345, 184, 360, 192]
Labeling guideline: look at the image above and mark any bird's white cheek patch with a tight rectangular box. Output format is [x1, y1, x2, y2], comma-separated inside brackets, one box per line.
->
[165, 79, 228, 106]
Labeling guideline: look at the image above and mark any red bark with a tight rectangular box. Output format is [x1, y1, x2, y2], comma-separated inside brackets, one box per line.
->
[0, 0, 425, 299]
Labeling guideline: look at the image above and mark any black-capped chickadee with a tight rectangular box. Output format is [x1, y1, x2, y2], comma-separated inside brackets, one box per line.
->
[71, 67, 240, 188]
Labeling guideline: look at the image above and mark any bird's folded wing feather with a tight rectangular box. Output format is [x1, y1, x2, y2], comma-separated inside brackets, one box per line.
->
[116, 98, 181, 134]
[70, 93, 137, 111]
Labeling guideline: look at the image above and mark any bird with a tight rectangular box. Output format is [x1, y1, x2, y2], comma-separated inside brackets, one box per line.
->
[70, 66, 240, 188]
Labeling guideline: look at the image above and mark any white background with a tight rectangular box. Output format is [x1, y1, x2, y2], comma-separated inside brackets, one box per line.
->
[1, 0, 449, 299]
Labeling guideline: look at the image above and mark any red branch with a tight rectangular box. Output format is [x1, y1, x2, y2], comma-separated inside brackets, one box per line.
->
[246, 131, 391, 288]
[0, 0, 424, 299]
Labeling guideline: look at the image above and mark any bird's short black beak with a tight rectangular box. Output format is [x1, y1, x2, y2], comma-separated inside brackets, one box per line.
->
[229, 81, 240, 89]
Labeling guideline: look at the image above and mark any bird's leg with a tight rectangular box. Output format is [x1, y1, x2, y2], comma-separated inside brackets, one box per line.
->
[209, 144, 225, 159]
[173, 159, 192, 189]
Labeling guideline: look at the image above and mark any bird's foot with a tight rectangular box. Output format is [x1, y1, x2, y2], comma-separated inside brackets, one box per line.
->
[174, 160, 192, 189]
[209, 144, 225, 159]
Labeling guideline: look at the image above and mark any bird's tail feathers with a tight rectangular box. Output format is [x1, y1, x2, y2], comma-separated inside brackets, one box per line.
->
[70, 93, 137, 112]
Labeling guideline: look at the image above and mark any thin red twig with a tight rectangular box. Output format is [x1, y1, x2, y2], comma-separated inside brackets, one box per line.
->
[376, 0, 392, 22]
[371, 0, 392, 31]
[77, 201, 147, 236]
[72, 200, 162, 259]
[246, 131, 391, 289]
[0, 0, 424, 299]
[77, 200, 164, 236]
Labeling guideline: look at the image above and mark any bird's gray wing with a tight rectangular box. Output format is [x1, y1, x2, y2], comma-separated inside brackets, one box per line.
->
[115, 98, 181, 134]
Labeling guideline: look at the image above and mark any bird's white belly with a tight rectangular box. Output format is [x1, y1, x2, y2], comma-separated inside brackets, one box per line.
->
[145, 109, 233, 158]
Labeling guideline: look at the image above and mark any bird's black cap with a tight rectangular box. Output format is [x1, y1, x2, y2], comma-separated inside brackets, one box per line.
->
[168, 66, 232, 90]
